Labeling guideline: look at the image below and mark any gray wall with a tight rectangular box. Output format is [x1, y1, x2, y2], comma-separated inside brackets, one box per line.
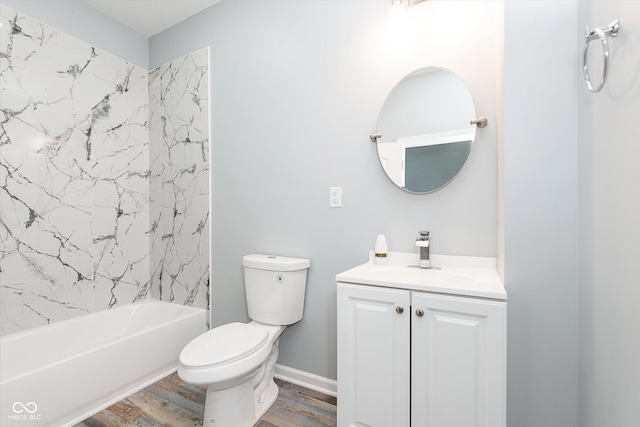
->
[150, 0, 500, 380]
[6, 1, 639, 425]
[1, 0, 148, 68]
[577, 2, 640, 426]
[503, 1, 578, 426]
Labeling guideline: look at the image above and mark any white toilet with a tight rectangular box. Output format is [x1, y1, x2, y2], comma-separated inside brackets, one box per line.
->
[178, 254, 310, 427]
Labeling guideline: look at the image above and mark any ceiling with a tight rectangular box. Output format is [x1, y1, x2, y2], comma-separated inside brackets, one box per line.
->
[81, 0, 221, 38]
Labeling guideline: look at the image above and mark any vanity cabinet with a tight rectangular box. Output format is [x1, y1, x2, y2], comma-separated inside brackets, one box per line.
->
[337, 282, 506, 427]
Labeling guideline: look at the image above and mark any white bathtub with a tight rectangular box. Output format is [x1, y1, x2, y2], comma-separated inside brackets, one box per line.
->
[0, 300, 206, 426]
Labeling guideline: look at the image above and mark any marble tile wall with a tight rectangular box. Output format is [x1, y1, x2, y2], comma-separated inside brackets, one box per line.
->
[149, 49, 210, 309]
[0, 6, 210, 336]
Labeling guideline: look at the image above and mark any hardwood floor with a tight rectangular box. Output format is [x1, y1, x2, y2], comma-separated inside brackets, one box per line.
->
[76, 373, 336, 427]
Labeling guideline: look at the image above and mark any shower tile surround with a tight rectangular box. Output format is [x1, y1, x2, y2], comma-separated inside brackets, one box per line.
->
[148, 51, 210, 310]
[0, 6, 210, 335]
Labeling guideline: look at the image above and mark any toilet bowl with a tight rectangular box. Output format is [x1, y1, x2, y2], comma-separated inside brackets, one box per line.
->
[178, 254, 310, 427]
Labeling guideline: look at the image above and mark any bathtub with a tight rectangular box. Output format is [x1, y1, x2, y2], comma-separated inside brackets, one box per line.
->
[0, 300, 206, 426]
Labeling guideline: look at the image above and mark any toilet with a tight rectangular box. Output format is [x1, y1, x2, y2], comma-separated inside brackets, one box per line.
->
[178, 254, 310, 427]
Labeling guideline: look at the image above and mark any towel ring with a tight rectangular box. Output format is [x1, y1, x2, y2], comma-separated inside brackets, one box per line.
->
[583, 20, 620, 93]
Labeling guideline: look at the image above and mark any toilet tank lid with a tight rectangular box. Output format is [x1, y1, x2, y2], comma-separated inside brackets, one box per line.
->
[243, 254, 310, 271]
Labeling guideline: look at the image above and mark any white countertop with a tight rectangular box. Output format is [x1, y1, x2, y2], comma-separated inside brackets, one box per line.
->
[336, 252, 507, 301]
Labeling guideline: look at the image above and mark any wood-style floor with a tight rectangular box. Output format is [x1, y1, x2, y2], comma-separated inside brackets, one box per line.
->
[76, 373, 336, 427]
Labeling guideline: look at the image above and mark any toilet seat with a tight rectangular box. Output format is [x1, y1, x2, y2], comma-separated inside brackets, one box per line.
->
[180, 322, 268, 369]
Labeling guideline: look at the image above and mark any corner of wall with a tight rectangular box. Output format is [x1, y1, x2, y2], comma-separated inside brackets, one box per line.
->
[495, 1, 505, 281]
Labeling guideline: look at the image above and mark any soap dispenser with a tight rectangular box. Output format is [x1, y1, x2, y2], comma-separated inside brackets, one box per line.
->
[374, 234, 388, 265]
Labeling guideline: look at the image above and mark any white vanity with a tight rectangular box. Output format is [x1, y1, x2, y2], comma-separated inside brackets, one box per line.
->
[336, 252, 507, 427]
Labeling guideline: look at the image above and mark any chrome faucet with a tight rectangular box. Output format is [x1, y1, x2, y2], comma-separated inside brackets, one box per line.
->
[415, 231, 431, 269]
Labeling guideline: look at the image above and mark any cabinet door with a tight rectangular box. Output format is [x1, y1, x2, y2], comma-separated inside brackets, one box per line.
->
[337, 283, 410, 427]
[411, 292, 506, 427]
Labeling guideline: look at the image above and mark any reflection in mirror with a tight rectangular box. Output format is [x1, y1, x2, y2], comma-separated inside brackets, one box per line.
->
[375, 67, 476, 193]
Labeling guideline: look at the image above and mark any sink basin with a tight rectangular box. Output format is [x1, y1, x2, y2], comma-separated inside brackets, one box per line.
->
[335, 252, 506, 300]
[370, 266, 473, 286]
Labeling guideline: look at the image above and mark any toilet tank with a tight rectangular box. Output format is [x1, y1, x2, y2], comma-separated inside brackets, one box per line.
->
[242, 254, 310, 325]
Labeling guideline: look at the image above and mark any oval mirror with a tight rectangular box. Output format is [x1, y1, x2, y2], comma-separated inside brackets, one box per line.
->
[375, 67, 477, 193]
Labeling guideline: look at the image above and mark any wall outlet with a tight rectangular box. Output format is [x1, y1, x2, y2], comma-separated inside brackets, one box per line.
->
[329, 186, 342, 208]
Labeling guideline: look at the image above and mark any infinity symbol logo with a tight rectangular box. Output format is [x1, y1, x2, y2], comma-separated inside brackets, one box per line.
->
[12, 402, 38, 414]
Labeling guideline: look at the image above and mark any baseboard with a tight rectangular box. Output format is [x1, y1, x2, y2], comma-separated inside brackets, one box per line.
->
[274, 364, 337, 397]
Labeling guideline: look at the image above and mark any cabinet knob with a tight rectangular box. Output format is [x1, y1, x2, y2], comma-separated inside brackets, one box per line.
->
[415, 308, 424, 317]
[396, 306, 404, 314]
